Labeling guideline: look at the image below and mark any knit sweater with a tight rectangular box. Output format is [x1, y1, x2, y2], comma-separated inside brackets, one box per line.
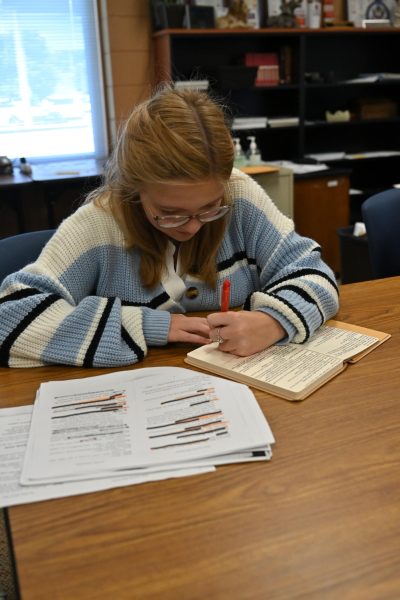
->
[0, 171, 339, 367]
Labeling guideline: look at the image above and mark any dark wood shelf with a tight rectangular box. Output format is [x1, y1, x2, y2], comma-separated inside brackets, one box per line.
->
[152, 27, 400, 38]
[305, 118, 400, 127]
[306, 80, 400, 89]
[153, 27, 400, 194]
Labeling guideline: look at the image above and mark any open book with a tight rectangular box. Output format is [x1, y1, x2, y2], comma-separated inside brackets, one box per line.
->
[185, 321, 390, 401]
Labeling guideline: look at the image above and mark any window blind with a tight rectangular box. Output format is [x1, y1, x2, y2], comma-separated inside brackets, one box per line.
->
[0, 0, 108, 161]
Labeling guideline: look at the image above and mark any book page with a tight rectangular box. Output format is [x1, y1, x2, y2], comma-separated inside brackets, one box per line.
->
[187, 343, 342, 396]
[299, 321, 382, 361]
[323, 320, 390, 362]
[186, 322, 389, 397]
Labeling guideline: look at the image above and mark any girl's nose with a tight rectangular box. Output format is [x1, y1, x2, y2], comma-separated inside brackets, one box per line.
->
[182, 217, 203, 235]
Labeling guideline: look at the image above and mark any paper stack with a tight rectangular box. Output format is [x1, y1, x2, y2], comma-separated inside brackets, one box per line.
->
[1, 367, 275, 507]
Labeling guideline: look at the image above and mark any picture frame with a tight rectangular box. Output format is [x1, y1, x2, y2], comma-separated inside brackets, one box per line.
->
[185, 5, 216, 28]
[215, 0, 266, 28]
[347, 0, 395, 26]
[150, 1, 185, 30]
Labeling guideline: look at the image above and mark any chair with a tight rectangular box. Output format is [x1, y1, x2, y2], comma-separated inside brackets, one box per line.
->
[0, 229, 55, 284]
[361, 189, 400, 279]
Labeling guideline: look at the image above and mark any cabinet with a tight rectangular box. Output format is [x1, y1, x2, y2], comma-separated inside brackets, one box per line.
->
[0, 161, 103, 239]
[294, 172, 350, 274]
[241, 165, 294, 218]
[153, 28, 400, 215]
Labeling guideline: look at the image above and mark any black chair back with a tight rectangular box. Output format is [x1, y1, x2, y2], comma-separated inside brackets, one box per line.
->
[361, 189, 400, 279]
[0, 229, 55, 284]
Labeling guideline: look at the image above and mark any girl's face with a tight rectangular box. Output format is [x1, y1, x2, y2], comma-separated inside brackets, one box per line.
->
[140, 179, 226, 242]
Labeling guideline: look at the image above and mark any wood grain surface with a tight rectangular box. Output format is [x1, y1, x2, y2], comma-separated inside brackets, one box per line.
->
[2, 277, 400, 600]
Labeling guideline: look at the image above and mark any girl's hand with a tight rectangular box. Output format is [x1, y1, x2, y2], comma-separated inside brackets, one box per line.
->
[207, 311, 286, 356]
[168, 314, 211, 345]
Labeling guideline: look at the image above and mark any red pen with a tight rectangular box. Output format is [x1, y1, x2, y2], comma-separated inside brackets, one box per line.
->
[220, 279, 231, 312]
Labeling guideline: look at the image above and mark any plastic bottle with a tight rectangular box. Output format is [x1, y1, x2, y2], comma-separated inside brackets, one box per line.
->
[19, 157, 32, 175]
[233, 137, 247, 167]
[247, 136, 261, 165]
[307, 0, 322, 28]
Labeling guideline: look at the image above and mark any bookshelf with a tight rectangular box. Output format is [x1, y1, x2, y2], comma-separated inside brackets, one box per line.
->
[153, 27, 400, 219]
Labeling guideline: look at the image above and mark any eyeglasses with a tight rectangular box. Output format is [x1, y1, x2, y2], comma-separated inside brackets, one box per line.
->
[147, 204, 231, 229]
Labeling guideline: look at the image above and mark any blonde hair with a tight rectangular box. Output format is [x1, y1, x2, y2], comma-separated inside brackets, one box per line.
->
[90, 85, 235, 289]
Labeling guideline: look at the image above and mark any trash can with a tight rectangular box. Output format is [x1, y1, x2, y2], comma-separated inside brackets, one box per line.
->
[337, 226, 373, 283]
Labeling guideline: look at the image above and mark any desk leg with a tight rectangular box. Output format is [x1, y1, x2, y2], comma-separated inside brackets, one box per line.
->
[0, 509, 20, 600]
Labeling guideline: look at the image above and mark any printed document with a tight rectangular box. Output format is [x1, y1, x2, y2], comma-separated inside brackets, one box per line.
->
[21, 368, 274, 484]
[0, 405, 214, 508]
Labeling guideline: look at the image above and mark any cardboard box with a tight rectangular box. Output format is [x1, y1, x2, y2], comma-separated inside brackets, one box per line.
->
[358, 97, 397, 120]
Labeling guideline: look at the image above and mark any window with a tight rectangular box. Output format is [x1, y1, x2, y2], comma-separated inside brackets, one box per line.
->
[0, 0, 108, 162]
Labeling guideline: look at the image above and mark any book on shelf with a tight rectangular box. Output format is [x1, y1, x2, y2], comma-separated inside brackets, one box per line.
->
[374, 73, 400, 81]
[255, 65, 280, 87]
[232, 116, 268, 130]
[174, 80, 209, 91]
[279, 45, 292, 84]
[244, 52, 278, 67]
[343, 73, 400, 84]
[244, 52, 280, 87]
[345, 150, 400, 159]
[185, 320, 390, 402]
[266, 160, 328, 174]
[306, 151, 346, 161]
[268, 116, 299, 128]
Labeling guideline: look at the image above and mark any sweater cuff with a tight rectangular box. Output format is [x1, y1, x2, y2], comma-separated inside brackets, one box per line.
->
[141, 307, 171, 346]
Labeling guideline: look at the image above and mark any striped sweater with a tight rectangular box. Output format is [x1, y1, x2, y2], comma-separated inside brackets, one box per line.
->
[0, 171, 339, 367]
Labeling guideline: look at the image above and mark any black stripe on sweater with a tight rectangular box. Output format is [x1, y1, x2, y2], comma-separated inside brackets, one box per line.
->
[122, 291, 170, 309]
[0, 294, 59, 367]
[0, 288, 43, 305]
[83, 298, 115, 368]
[267, 284, 325, 326]
[121, 326, 145, 361]
[217, 251, 257, 273]
[262, 268, 339, 294]
[268, 293, 311, 342]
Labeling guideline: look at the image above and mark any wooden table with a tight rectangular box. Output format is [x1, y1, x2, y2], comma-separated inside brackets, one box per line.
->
[2, 277, 400, 600]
